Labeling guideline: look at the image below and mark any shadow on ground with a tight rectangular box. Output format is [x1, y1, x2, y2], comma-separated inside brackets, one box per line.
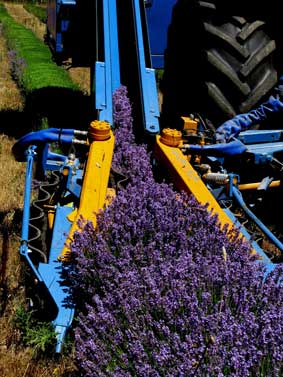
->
[0, 86, 93, 138]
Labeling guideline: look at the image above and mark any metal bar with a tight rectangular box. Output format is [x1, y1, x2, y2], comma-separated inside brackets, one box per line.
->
[232, 186, 283, 252]
[238, 180, 281, 191]
[21, 147, 36, 243]
[20, 146, 43, 282]
[223, 208, 275, 277]
[95, 0, 120, 124]
[132, 0, 159, 133]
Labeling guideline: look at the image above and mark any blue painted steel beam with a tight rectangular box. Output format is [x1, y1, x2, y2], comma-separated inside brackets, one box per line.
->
[95, 0, 121, 124]
[246, 142, 283, 164]
[238, 129, 283, 144]
[38, 206, 75, 353]
[21, 147, 36, 244]
[20, 146, 43, 282]
[60, 0, 76, 4]
[132, 0, 160, 134]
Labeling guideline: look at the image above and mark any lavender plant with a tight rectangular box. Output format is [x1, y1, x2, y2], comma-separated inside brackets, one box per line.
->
[112, 85, 153, 185]
[70, 86, 283, 376]
[7, 49, 26, 86]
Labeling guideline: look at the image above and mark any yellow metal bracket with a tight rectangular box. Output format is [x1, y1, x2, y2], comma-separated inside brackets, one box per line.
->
[59, 121, 115, 262]
[155, 132, 235, 230]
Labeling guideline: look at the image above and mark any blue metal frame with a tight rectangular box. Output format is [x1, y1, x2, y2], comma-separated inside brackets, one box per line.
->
[94, 0, 121, 124]
[20, 146, 43, 281]
[238, 129, 283, 144]
[38, 205, 75, 353]
[207, 130, 283, 276]
[46, 0, 77, 54]
[237, 130, 283, 164]
[132, 0, 160, 134]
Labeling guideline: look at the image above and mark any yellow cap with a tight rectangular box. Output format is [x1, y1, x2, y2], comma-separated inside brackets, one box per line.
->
[160, 128, 182, 147]
[89, 120, 111, 141]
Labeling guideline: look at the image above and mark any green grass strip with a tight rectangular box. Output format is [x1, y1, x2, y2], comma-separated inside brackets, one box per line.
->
[0, 3, 79, 94]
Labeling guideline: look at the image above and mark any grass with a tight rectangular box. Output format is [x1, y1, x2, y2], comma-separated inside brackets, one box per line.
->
[12, 306, 57, 355]
[0, 134, 25, 212]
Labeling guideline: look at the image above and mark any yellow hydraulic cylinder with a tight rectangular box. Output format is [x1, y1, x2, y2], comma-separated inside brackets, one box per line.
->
[59, 121, 115, 262]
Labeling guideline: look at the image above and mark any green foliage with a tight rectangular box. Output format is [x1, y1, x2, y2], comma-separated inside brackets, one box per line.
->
[12, 306, 57, 356]
[155, 69, 164, 83]
[0, 3, 78, 94]
[12, 305, 32, 333]
[24, 324, 57, 354]
[23, 3, 47, 23]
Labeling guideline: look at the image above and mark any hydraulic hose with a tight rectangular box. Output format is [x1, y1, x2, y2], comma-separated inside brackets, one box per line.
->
[182, 139, 247, 156]
[12, 128, 75, 162]
[215, 95, 283, 142]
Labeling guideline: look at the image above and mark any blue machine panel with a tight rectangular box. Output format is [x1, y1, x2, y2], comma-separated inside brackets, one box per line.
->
[46, 0, 77, 54]
[145, 0, 177, 68]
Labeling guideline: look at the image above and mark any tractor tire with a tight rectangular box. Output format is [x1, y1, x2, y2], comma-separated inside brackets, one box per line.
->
[161, 0, 282, 129]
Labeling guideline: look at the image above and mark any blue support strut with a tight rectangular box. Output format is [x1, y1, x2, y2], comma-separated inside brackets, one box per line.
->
[132, 0, 160, 134]
[20, 146, 43, 282]
[95, 0, 121, 124]
[232, 186, 283, 253]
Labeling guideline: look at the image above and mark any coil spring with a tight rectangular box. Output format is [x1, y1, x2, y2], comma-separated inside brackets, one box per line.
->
[110, 167, 129, 190]
[203, 173, 229, 185]
[28, 171, 60, 264]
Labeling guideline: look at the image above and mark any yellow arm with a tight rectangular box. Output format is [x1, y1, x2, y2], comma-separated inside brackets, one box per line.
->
[155, 133, 235, 230]
[59, 122, 115, 261]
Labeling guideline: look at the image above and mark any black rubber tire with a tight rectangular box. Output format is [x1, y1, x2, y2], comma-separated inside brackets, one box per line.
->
[161, 0, 280, 129]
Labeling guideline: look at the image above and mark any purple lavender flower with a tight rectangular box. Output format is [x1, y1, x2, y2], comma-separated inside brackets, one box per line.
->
[8, 49, 26, 85]
[69, 85, 283, 376]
